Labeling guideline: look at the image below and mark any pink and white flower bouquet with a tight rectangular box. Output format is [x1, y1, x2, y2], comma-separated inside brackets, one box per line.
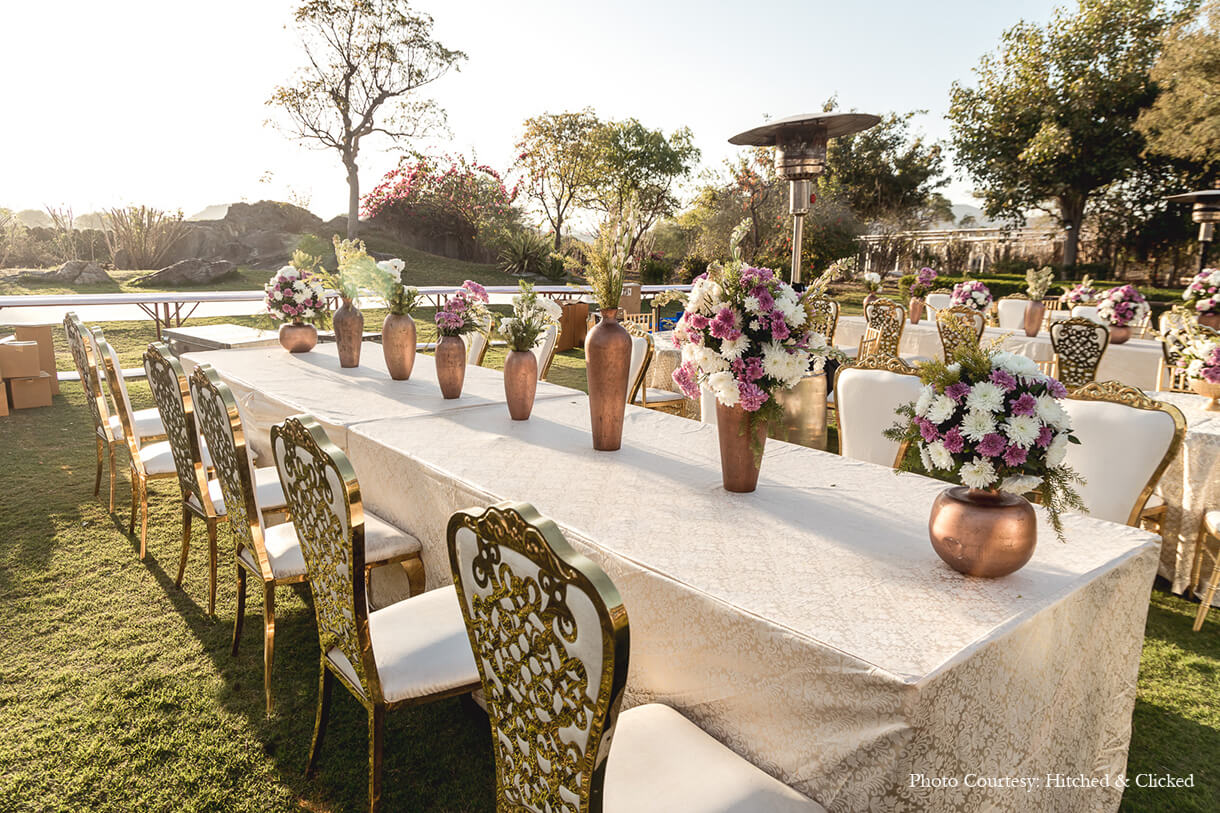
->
[1097, 284, 1149, 327]
[887, 344, 1083, 537]
[671, 264, 841, 430]
[1183, 268, 1220, 317]
[435, 280, 491, 337]
[1178, 333, 1220, 385]
[264, 263, 327, 323]
[909, 267, 938, 299]
[950, 280, 992, 311]
[1060, 278, 1098, 305]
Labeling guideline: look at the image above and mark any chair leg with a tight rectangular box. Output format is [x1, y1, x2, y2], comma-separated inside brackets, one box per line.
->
[262, 582, 276, 715]
[231, 565, 247, 657]
[176, 506, 192, 588]
[1189, 523, 1210, 595]
[129, 473, 139, 537]
[206, 518, 219, 616]
[305, 661, 334, 779]
[139, 480, 149, 559]
[368, 705, 385, 813]
[1194, 530, 1219, 632]
[94, 436, 104, 497]
[107, 443, 117, 513]
[403, 555, 426, 598]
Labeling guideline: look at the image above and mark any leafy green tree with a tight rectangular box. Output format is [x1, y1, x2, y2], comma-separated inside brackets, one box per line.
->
[949, 0, 1189, 266]
[268, 0, 465, 238]
[515, 110, 604, 252]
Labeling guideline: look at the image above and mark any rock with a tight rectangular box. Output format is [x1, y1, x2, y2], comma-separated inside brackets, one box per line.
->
[223, 201, 322, 234]
[19, 260, 114, 285]
[133, 259, 238, 287]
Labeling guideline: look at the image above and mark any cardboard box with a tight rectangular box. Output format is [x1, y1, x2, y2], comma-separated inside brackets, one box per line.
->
[14, 324, 59, 394]
[7, 372, 53, 409]
[0, 342, 41, 380]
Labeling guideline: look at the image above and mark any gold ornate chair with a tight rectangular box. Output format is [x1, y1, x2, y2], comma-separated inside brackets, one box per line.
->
[1190, 511, 1220, 631]
[447, 501, 824, 813]
[467, 314, 493, 367]
[95, 330, 178, 557]
[808, 296, 839, 343]
[935, 306, 986, 362]
[860, 298, 905, 359]
[622, 311, 657, 332]
[1050, 317, 1110, 390]
[85, 322, 165, 443]
[1062, 381, 1186, 528]
[833, 353, 923, 468]
[272, 415, 479, 812]
[625, 323, 685, 415]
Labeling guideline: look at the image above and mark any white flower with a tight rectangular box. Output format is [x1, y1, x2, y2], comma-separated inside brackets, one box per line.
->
[926, 394, 957, 424]
[919, 444, 934, 472]
[961, 409, 996, 441]
[927, 441, 954, 470]
[993, 351, 1040, 379]
[377, 258, 405, 274]
[1046, 434, 1070, 468]
[694, 345, 729, 374]
[1003, 414, 1041, 448]
[1187, 359, 1205, 379]
[960, 457, 998, 489]
[945, 362, 961, 374]
[914, 385, 935, 418]
[761, 341, 805, 385]
[999, 474, 1042, 494]
[863, 272, 881, 285]
[719, 334, 750, 361]
[1034, 394, 1070, 431]
[708, 370, 740, 407]
[805, 331, 826, 350]
[272, 289, 283, 300]
[749, 319, 761, 331]
[965, 381, 1005, 413]
[277, 265, 299, 280]
[744, 295, 762, 315]
[687, 278, 717, 315]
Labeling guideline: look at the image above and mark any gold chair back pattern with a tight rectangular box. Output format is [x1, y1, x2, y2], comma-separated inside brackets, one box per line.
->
[63, 314, 109, 440]
[1050, 317, 1110, 390]
[448, 502, 629, 813]
[808, 296, 839, 343]
[936, 306, 985, 361]
[144, 343, 206, 508]
[861, 298, 905, 359]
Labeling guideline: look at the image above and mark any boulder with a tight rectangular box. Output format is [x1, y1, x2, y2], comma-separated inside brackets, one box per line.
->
[20, 260, 114, 285]
[223, 201, 322, 235]
[133, 259, 238, 287]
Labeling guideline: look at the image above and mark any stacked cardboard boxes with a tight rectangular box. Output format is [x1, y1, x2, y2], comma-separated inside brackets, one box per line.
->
[1, 335, 55, 411]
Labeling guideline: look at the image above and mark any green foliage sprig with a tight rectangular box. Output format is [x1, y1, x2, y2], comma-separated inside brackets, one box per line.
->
[496, 281, 555, 352]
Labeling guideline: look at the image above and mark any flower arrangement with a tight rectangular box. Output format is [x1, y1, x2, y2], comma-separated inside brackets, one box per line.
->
[1183, 268, 1220, 317]
[435, 280, 491, 337]
[909, 267, 938, 299]
[826, 255, 858, 282]
[264, 252, 327, 324]
[1025, 266, 1054, 299]
[1177, 330, 1220, 384]
[886, 344, 1083, 538]
[1060, 275, 1097, 305]
[862, 271, 883, 294]
[584, 209, 636, 310]
[671, 263, 843, 439]
[496, 281, 554, 352]
[950, 280, 993, 311]
[1097, 284, 1149, 328]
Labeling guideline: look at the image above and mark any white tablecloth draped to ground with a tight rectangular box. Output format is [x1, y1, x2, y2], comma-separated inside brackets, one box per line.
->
[833, 315, 1164, 389]
[191, 342, 1159, 811]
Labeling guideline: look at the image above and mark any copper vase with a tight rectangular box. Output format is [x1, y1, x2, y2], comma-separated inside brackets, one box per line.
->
[1109, 325, 1131, 345]
[1023, 301, 1045, 337]
[279, 320, 317, 353]
[1190, 378, 1220, 412]
[716, 402, 768, 493]
[1199, 313, 1220, 330]
[908, 298, 925, 324]
[585, 308, 632, 451]
[929, 487, 1037, 578]
[503, 350, 538, 420]
[381, 313, 417, 380]
[863, 292, 878, 309]
[333, 297, 364, 367]
[435, 335, 466, 399]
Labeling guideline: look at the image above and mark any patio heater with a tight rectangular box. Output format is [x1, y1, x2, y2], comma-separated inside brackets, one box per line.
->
[729, 112, 880, 286]
[1165, 188, 1220, 273]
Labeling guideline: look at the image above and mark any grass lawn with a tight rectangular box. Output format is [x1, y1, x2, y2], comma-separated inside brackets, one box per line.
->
[0, 310, 1217, 811]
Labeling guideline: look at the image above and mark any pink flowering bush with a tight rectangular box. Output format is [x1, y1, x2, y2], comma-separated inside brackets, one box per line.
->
[1097, 284, 1149, 328]
[435, 280, 491, 337]
[1183, 268, 1220, 316]
[950, 280, 992, 310]
[264, 264, 326, 323]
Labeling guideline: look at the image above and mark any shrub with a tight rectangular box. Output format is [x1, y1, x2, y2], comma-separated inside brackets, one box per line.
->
[640, 252, 672, 284]
[103, 206, 189, 269]
[497, 229, 551, 277]
[676, 255, 709, 284]
[541, 253, 568, 281]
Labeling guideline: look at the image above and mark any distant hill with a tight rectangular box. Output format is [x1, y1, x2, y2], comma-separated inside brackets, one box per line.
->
[187, 203, 231, 221]
[14, 209, 51, 228]
[950, 204, 992, 228]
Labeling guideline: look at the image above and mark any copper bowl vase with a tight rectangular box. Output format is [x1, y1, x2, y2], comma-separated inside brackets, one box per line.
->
[279, 320, 317, 353]
[503, 350, 538, 420]
[381, 313, 417, 380]
[1199, 313, 1220, 331]
[928, 487, 1037, 578]
[1109, 325, 1131, 345]
[1191, 378, 1220, 412]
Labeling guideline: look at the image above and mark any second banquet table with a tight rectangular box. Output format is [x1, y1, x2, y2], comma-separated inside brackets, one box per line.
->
[188, 341, 1160, 812]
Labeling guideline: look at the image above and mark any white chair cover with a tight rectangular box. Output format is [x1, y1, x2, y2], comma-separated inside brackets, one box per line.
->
[996, 299, 1027, 330]
[925, 293, 953, 313]
[1071, 305, 1104, 325]
[530, 324, 558, 380]
[836, 367, 924, 467]
[625, 334, 649, 404]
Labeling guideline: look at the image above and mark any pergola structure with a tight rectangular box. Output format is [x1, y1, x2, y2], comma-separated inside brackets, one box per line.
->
[856, 226, 1069, 275]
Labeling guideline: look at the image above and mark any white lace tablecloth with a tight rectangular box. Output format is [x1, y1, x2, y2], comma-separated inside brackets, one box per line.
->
[646, 330, 682, 391]
[193, 344, 1161, 811]
[834, 315, 1164, 389]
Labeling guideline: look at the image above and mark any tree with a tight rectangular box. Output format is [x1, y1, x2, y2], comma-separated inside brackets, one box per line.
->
[514, 110, 604, 252]
[949, 0, 1188, 266]
[268, 0, 465, 238]
[1137, 1, 1220, 175]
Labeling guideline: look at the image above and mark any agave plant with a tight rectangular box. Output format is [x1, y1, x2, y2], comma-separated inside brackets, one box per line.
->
[498, 229, 551, 276]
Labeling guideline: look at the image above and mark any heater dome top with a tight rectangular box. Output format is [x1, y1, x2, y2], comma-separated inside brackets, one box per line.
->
[1165, 188, 1220, 205]
[728, 112, 881, 146]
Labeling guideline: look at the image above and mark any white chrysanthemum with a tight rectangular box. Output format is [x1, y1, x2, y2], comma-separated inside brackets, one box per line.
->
[945, 362, 961, 374]
[1034, 394, 1070, 431]
[926, 394, 957, 425]
[961, 409, 996, 442]
[694, 345, 729, 375]
[914, 385, 935, 417]
[927, 441, 954, 470]
[965, 381, 1005, 413]
[719, 334, 750, 361]
[919, 443, 934, 472]
[687, 278, 717, 315]
[744, 295, 762, 315]
[707, 370, 740, 407]
[993, 351, 1039, 378]
[1003, 414, 1041, 448]
[761, 341, 804, 384]
[999, 474, 1042, 494]
[272, 288, 283, 300]
[805, 331, 826, 350]
[960, 457, 998, 489]
[278, 265, 299, 280]
[1187, 359, 1205, 379]
[377, 258, 405, 274]
[1046, 434, 1070, 468]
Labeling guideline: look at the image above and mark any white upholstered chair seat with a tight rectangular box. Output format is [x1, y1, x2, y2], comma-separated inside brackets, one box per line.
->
[105, 407, 164, 441]
[241, 510, 422, 581]
[996, 299, 1027, 330]
[638, 387, 685, 405]
[603, 703, 824, 812]
[190, 466, 286, 515]
[835, 367, 924, 467]
[325, 584, 477, 703]
[137, 441, 178, 476]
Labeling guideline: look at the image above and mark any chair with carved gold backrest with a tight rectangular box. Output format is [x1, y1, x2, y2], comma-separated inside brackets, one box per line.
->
[63, 313, 122, 511]
[1050, 317, 1110, 390]
[924, 288, 953, 316]
[1042, 297, 1064, 332]
[808, 296, 839, 345]
[995, 294, 1028, 331]
[1062, 381, 1186, 531]
[448, 501, 824, 813]
[859, 298, 905, 359]
[833, 353, 924, 468]
[272, 415, 479, 812]
[935, 306, 986, 362]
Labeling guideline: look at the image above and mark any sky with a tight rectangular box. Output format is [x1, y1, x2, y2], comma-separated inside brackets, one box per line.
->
[0, 0, 1066, 221]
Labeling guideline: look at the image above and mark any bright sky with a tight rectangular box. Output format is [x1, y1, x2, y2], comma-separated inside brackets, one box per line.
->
[0, 0, 1065, 220]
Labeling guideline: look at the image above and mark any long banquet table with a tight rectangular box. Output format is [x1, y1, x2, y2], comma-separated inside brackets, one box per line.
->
[185, 342, 1161, 812]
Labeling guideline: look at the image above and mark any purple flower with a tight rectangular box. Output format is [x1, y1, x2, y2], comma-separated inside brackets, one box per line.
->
[1003, 444, 1028, 467]
[942, 427, 965, 453]
[917, 418, 940, 443]
[755, 289, 775, 312]
[1036, 425, 1054, 448]
[710, 307, 741, 340]
[739, 381, 769, 412]
[1010, 393, 1037, 417]
[978, 433, 1007, 457]
[672, 362, 700, 399]
[990, 369, 1017, 392]
[946, 381, 972, 401]
[461, 280, 489, 303]
[741, 357, 765, 382]
[1047, 378, 1068, 399]
[687, 313, 709, 330]
[769, 314, 791, 341]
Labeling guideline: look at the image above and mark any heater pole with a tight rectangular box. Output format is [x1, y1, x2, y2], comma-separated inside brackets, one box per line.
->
[791, 213, 805, 285]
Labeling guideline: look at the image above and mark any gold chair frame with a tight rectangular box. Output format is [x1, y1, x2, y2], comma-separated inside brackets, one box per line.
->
[808, 296, 840, 344]
[936, 306, 986, 361]
[622, 311, 656, 332]
[624, 322, 685, 416]
[860, 298, 905, 359]
[273, 415, 478, 811]
[1190, 513, 1220, 631]
[1050, 317, 1110, 390]
[1068, 381, 1187, 528]
[447, 501, 629, 811]
[832, 352, 920, 469]
[64, 314, 122, 511]
[537, 324, 559, 381]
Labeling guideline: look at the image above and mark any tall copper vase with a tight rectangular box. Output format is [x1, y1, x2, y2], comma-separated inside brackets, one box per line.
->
[1023, 301, 1045, 337]
[381, 313, 417, 380]
[1200, 313, 1220, 331]
[333, 297, 364, 367]
[279, 319, 317, 353]
[435, 335, 466, 399]
[928, 487, 1036, 578]
[585, 308, 632, 451]
[716, 402, 768, 493]
[503, 350, 538, 420]
[908, 298, 925, 325]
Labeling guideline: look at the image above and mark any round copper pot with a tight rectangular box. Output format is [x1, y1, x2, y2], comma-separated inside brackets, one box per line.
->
[863, 292, 878, 309]
[333, 297, 364, 367]
[279, 320, 317, 353]
[1190, 378, 1220, 412]
[503, 350, 538, 420]
[435, 335, 466, 399]
[908, 297, 925, 324]
[716, 402, 768, 493]
[585, 309, 631, 451]
[1199, 313, 1220, 331]
[1024, 301, 1045, 337]
[928, 487, 1037, 578]
[1108, 325, 1131, 345]
[381, 313, 417, 380]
